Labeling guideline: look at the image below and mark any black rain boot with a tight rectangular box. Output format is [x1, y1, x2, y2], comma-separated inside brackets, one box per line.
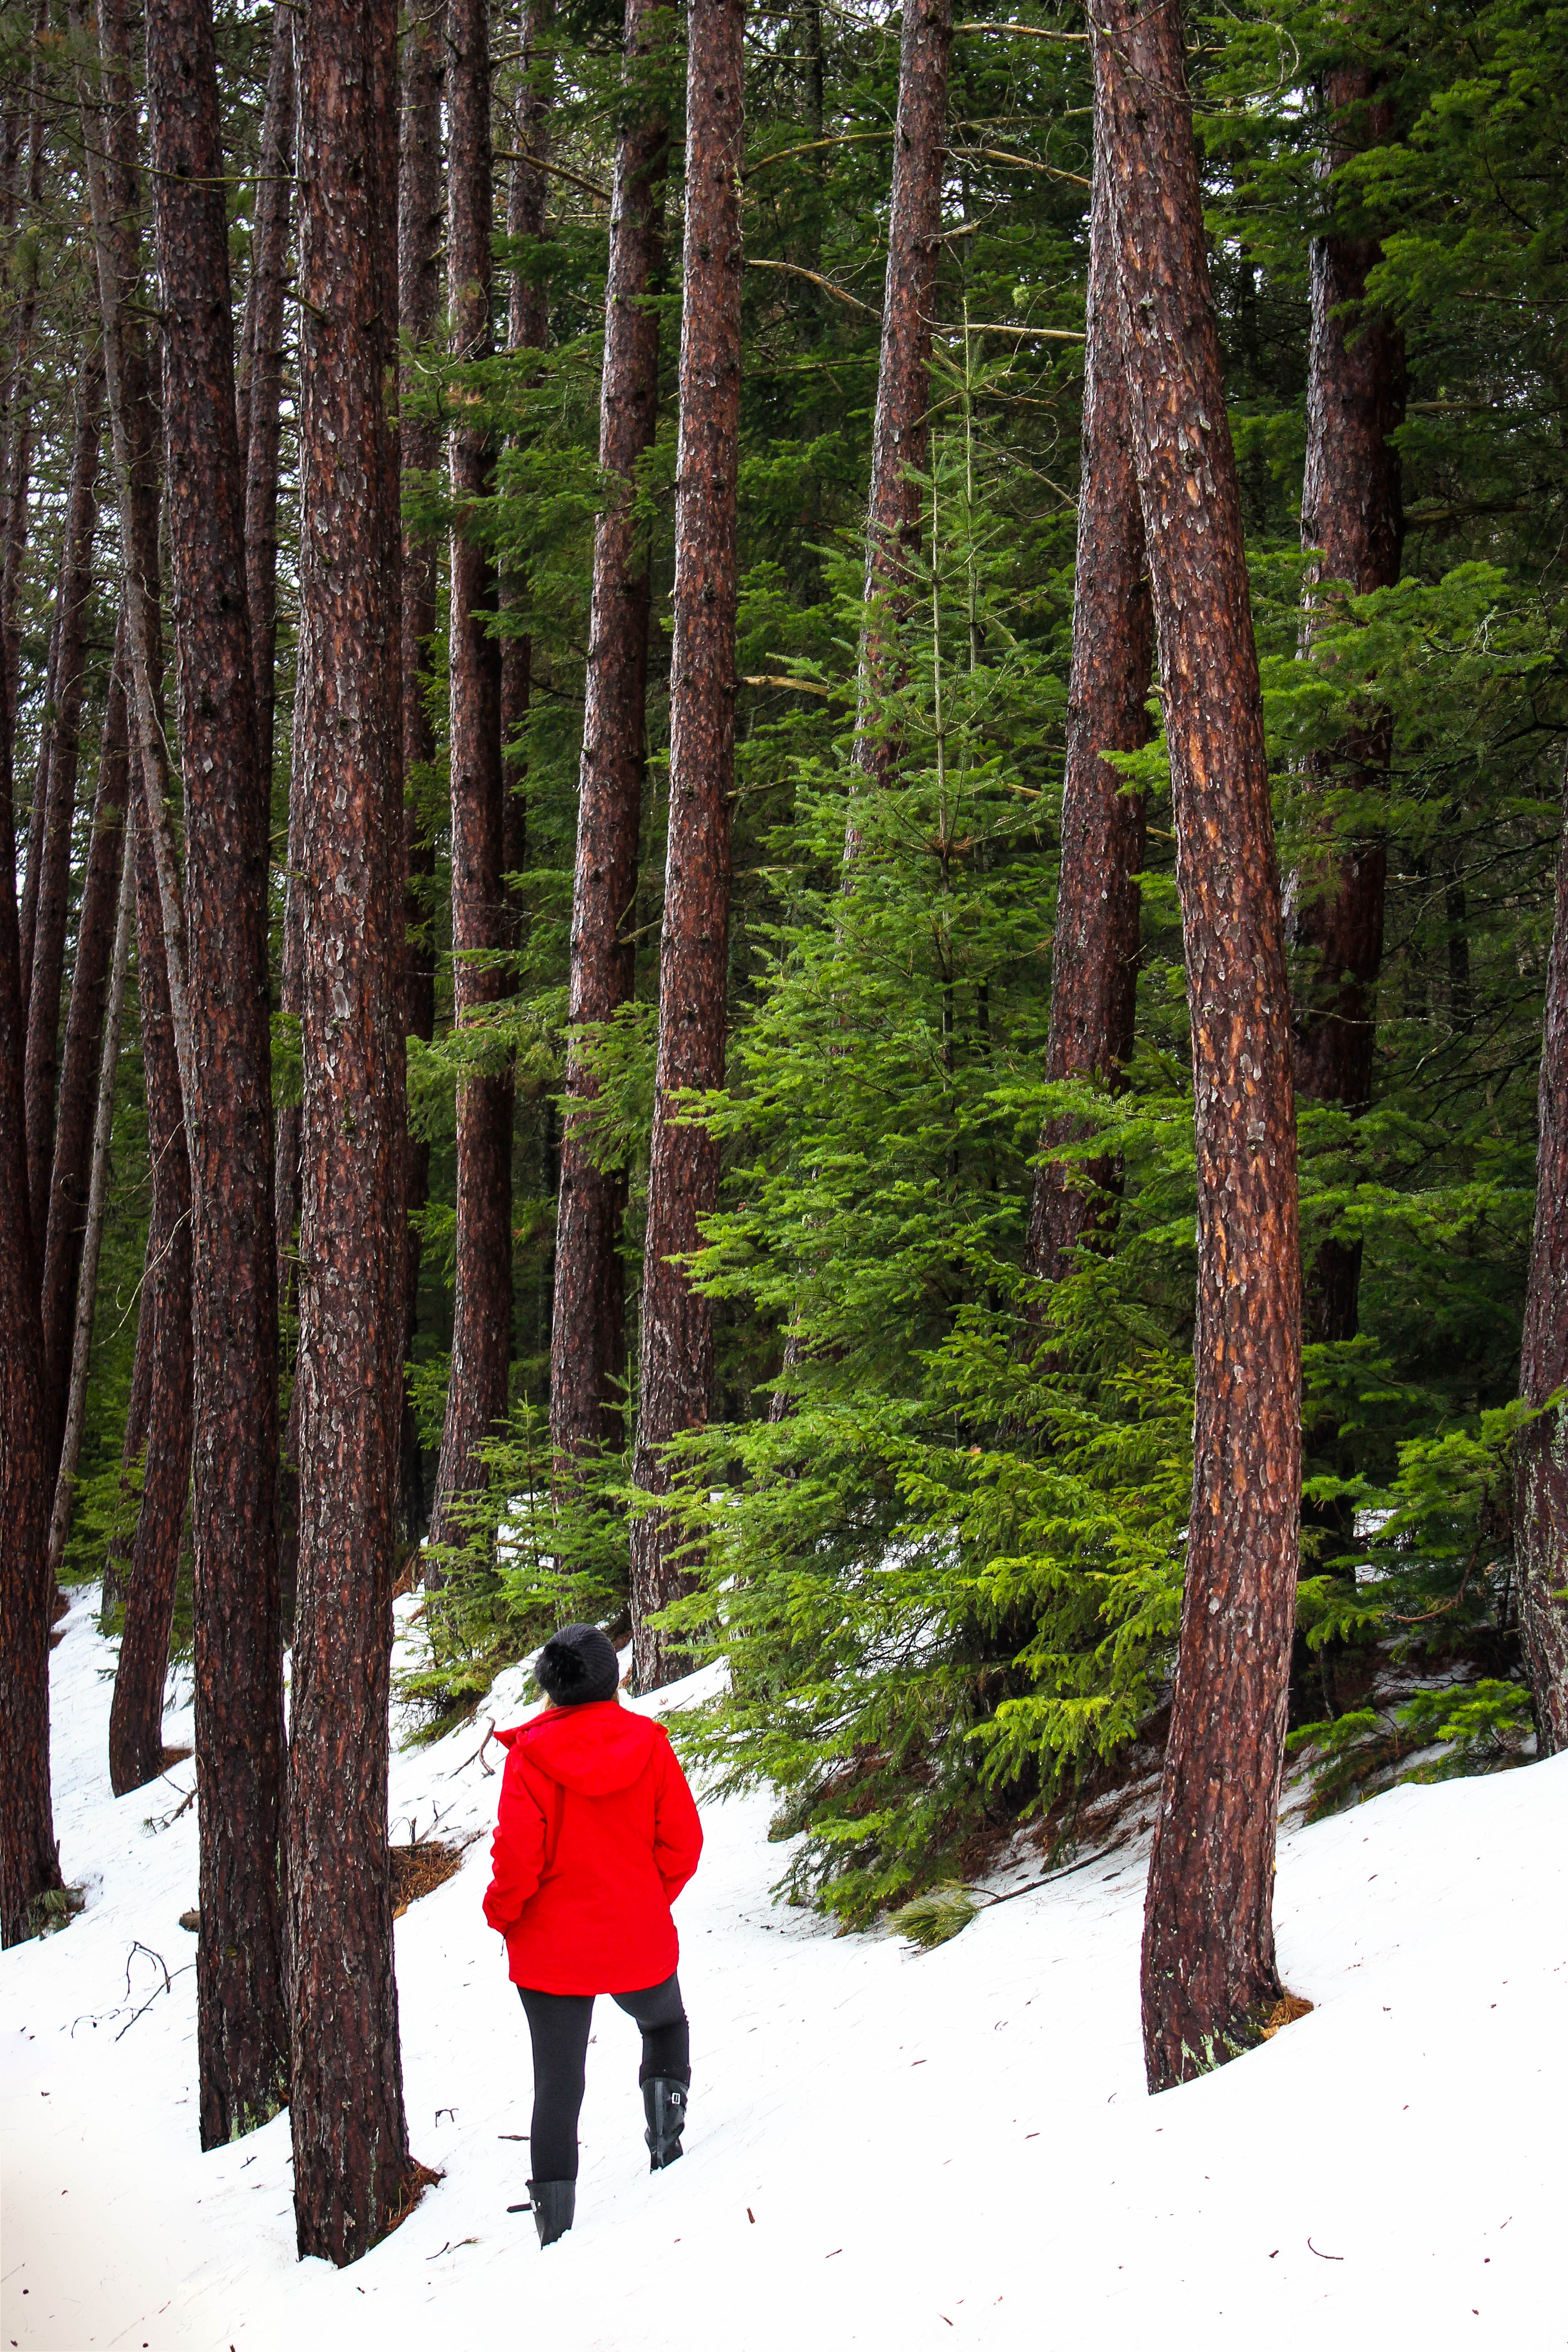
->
[526, 2178, 576, 2247]
[642, 2075, 689, 2172]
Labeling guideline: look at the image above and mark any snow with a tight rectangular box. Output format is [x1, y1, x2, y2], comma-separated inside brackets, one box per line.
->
[4, 1589, 1563, 2350]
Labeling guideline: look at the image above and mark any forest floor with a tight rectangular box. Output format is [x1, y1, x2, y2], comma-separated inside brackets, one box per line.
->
[2, 1589, 1563, 2351]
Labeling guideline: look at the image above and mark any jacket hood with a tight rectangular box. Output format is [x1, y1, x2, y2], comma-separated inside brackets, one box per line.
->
[496, 1700, 664, 1795]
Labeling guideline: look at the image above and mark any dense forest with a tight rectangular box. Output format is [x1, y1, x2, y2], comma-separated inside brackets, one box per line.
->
[0, 0, 1565, 2266]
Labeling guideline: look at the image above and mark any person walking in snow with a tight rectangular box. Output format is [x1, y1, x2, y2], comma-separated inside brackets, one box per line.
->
[483, 1622, 704, 2247]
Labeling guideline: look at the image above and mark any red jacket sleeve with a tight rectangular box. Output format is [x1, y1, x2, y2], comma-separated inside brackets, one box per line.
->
[652, 1733, 703, 1905]
[483, 1745, 548, 1936]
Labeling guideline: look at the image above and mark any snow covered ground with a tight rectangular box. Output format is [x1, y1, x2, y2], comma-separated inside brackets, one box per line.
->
[3, 1587, 1563, 2351]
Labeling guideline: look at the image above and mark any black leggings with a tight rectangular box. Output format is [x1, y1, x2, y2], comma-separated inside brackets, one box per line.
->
[517, 1971, 689, 2182]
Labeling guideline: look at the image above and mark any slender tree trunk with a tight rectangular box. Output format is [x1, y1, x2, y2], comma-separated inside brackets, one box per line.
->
[1093, 0, 1302, 2095]
[238, 3, 294, 791]
[848, 0, 951, 821]
[16, 594, 58, 1006]
[1021, 105, 1151, 1306]
[627, 0, 745, 1691]
[288, 0, 412, 2264]
[42, 613, 132, 1467]
[108, 809, 194, 1798]
[551, 0, 668, 1464]
[103, 1166, 157, 1626]
[500, 0, 551, 880]
[396, 2, 442, 1541]
[0, 0, 48, 817]
[431, 0, 513, 1562]
[1515, 745, 1568, 1752]
[1288, 65, 1404, 1371]
[147, 0, 288, 2148]
[48, 797, 134, 1580]
[24, 348, 104, 1248]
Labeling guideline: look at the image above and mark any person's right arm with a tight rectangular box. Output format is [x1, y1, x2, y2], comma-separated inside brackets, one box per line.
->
[483, 1747, 547, 1936]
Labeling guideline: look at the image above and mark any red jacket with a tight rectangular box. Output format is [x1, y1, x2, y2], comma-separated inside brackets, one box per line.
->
[482, 1701, 703, 1994]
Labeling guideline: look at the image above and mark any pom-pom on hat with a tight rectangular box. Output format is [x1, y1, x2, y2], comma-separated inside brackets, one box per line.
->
[536, 1622, 621, 1707]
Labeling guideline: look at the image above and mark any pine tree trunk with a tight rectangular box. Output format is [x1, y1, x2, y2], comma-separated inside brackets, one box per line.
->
[849, 0, 951, 815]
[396, 0, 441, 1540]
[41, 612, 131, 1468]
[1021, 104, 1150, 1306]
[431, 0, 513, 1563]
[628, 0, 745, 1691]
[238, 3, 295, 792]
[1515, 745, 1568, 1752]
[551, 0, 668, 1464]
[288, 0, 412, 2264]
[108, 808, 194, 1798]
[1289, 65, 1404, 1370]
[1094, 0, 1303, 2095]
[0, 3, 47, 817]
[24, 348, 103, 1250]
[147, 0, 288, 2148]
[103, 1178, 157, 1626]
[500, 0, 550, 881]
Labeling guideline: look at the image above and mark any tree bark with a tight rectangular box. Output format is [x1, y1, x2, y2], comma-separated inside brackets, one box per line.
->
[627, 0, 745, 1691]
[1288, 64, 1404, 1361]
[1021, 103, 1151, 1306]
[500, 0, 551, 882]
[288, 0, 412, 2265]
[1093, 0, 1303, 2095]
[48, 790, 134, 1582]
[238, 3, 295, 792]
[0, 0, 48, 818]
[42, 615, 132, 1467]
[849, 0, 951, 817]
[108, 808, 194, 1798]
[431, 0, 513, 1563]
[147, 0, 289, 2148]
[1515, 745, 1568, 1752]
[551, 0, 668, 1464]
[24, 347, 104, 1250]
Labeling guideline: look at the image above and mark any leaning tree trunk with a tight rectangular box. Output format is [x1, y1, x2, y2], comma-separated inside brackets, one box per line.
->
[848, 0, 951, 818]
[395, 0, 442, 1539]
[1515, 745, 1568, 1752]
[551, 0, 668, 1465]
[24, 347, 103, 1250]
[288, 0, 412, 2266]
[431, 0, 514, 1563]
[238, 2, 294, 793]
[41, 612, 131, 1469]
[1021, 98, 1151, 1309]
[147, 0, 289, 2149]
[108, 810, 195, 1798]
[1094, 0, 1303, 2096]
[627, 0, 745, 1691]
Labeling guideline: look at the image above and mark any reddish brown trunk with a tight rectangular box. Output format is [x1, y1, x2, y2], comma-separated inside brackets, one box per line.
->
[24, 349, 104, 1248]
[431, 0, 513, 1561]
[627, 0, 744, 1690]
[850, 0, 951, 813]
[1093, 0, 1303, 2094]
[1515, 747, 1568, 1752]
[1289, 66, 1404, 1357]
[396, 0, 441, 1539]
[274, 841, 302, 1604]
[288, 0, 412, 2265]
[148, 0, 288, 2146]
[500, 0, 551, 889]
[0, 3, 47, 814]
[42, 612, 132, 1466]
[552, 0, 668, 1462]
[238, 4, 294, 790]
[1022, 108, 1150, 1305]
[108, 808, 194, 1798]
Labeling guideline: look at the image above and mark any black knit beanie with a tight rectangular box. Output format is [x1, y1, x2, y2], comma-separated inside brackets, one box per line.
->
[535, 1622, 621, 1707]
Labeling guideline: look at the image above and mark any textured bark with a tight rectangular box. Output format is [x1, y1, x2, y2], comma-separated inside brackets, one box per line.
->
[289, 0, 412, 2264]
[24, 349, 104, 1250]
[396, 3, 441, 1539]
[108, 810, 194, 1798]
[551, 0, 668, 1463]
[1093, 0, 1303, 2095]
[628, 0, 745, 1690]
[275, 684, 304, 1601]
[42, 613, 131, 1468]
[16, 594, 57, 1008]
[849, 0, 951, 815]
[500, 0, 551, 888]
[1515, 747, 1568, 1753]
[237, 4, 295, 790]
[431, 0, 513, 1562]
[0, 1, 47, 817]
[1288, 65, 1404, 1356]
[47, 794, 134, 1581]
[1022, 110, 1151, 1305]
[147, 0, 288, 2147]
